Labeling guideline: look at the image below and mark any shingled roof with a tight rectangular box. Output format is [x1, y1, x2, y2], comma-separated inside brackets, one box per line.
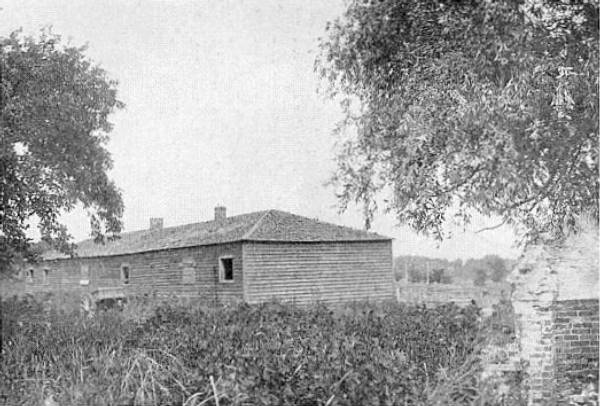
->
[43, 209, 390, 259]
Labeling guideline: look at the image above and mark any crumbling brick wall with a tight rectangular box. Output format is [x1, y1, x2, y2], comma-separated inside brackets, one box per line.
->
[553, 299, 599, 403]
[511, 300, 556, 403]
[510, 218, 599, 405]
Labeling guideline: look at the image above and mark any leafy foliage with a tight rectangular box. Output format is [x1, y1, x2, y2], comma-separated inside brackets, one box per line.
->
[1, 296, 483, 405]
[317, 0, 599, 242]
[0, 29, 124, 271]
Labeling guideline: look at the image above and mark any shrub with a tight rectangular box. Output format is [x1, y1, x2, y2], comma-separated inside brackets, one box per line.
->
[1, 296, 483, 405]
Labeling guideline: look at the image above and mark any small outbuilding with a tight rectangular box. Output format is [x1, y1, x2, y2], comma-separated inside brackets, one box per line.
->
[25, 207, 394, 304]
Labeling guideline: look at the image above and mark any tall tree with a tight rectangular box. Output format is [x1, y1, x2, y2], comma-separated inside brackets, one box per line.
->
[0, 29, 124, 271]
[317, 0, 598, 243]
[486, 255, 509, 282]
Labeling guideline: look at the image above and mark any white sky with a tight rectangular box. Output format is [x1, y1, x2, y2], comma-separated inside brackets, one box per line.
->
[1, 0, 521, 260]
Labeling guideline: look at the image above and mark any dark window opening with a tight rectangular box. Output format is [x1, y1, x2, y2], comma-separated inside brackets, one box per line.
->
[122, 265, 130, 285]
[43, 269, 50, 284]
[220, 258, 233, 282]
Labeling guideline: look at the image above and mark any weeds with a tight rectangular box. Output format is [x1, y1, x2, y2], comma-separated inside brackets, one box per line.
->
[1, 295, 492, 405]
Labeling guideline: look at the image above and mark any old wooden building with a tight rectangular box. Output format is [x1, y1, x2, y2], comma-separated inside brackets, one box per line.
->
[25, 207, 394, 304]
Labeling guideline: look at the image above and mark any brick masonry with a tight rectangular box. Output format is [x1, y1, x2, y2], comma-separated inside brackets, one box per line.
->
[512, 300, 556, 403]
[513, 299, 600, 403]
[510, 219, 599, 405]
[553, 299, 599, 402]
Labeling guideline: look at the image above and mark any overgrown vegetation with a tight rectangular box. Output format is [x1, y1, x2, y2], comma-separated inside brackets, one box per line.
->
[0, 295, 522, 405]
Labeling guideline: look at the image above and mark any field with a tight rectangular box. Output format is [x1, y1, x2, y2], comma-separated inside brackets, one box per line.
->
[394, 281, 511, 311]
[0, 294, 521, 406]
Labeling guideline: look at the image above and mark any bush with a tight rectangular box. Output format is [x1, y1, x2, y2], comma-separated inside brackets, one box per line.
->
[1, 296, 482, 405]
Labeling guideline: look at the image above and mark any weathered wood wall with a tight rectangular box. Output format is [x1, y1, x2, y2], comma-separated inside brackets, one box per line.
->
[242, 241, 394, 304]
[25, 240, 394, 305]
[25, 243, 244, 302]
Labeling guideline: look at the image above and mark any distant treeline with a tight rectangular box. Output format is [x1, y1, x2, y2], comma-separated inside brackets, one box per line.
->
[394, 255, 517, 285]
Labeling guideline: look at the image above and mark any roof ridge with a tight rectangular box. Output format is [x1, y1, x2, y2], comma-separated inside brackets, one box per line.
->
[275, 210, 385, 237]
[42, 208, 390, 260]
[77, 210, 269, 242]
[242, 209, 272, 240]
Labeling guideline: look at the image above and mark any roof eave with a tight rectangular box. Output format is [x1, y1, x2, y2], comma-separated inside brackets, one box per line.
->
[40, 236, 393, 261]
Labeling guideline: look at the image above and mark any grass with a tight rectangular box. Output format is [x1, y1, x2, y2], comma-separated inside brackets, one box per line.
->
[1, 293, 523, 405]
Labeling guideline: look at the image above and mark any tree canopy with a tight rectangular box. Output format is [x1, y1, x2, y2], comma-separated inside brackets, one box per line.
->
[0, 29, 124, 270]
[317, 0, 599, 243]
[394, 254, 514, 284]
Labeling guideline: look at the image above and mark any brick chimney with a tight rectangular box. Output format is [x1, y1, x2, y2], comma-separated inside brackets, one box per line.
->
[214, 206, 226, 222]
[149, 217, 163, 230]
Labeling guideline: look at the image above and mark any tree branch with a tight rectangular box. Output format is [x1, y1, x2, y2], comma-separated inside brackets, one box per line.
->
[474, 219, 507, 234]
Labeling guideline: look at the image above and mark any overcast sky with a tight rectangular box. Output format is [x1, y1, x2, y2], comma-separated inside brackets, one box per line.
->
[1, 0, 521, 260]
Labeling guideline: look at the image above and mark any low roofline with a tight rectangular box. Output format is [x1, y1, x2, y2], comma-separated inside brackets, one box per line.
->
[40, 237, 393, 262]
[244, 238, 393, 243]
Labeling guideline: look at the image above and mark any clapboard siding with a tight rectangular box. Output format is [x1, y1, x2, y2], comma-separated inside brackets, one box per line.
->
[242, 241, 394, 304]
[27, 243, 244, 302]
[23, 257, 119, 296]
[27, 240, 392, 305]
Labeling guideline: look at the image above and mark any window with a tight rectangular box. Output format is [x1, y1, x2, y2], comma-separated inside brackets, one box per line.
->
[121, 264, 130, 285]
[219, 256, 234, 282]
[181, 258, 195, 284]
[26, 269, 34, 283]
[43, 269, 50, 285]
[80, 265, 89, 285]
[182, 267, 195, 284]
